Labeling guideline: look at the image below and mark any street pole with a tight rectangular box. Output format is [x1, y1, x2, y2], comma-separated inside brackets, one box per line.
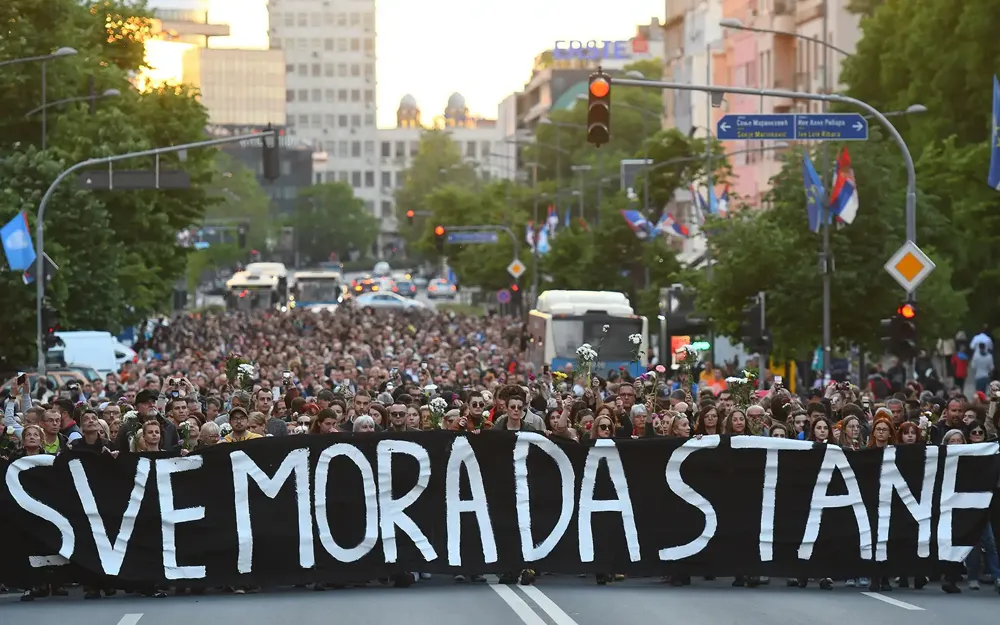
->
[820, 0, 832, 385]
[704, 42, 716, 366]
[41, 61, 47, 150]
[35, 130, 277, 375]
[530, 164, 541, 307]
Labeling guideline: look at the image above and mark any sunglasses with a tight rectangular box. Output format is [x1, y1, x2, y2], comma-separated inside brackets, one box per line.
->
[507, 403, 523, 410]
[390, 411, 406, 417]
[297, 419, 310, 425]
[470, 402, 484, 408]
[598, 423, 611, 431]
[970, 430, 985, 437]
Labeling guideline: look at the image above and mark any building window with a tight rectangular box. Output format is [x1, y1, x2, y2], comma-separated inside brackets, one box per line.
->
[350, 38, 360, 52]
[351, 141, 361, 157]
[284, 14, 294, 27]
[338, 115, 348, 127]
[350, 89, 360, 102]
[351, 171, 362, 188]
[364, 63, 374, 78]
[337, 38, 347, 52]
[364, 171, 375, 188]
[314, 172, 323, 184]
[285, 38, 295, 50]
[337, 63, 347, 77]
[364, 38, 374, 53]
[381, 141, 391, 158]
[297, 13, 308, 27]
[311, 88, 321, 101]
[311, 63, 321, 77]
[363, 13, 374, 29]
[324, 13, 334, 26]
[338, 89, 347, 102]
[287, 116, 296, 127]
[364, 140, 374, 157]
[364, 89, 374, 103]
[311, 114, 321, 128]
[325, 89, 335, 102]
[381, 171, 391, 188]
[298, 89, 308, 101]
[466, 141, 476, 158]
[364, 114, 374, 127]
[324, 38, 334, 51]
[286, 90, 294, 102]
[312, 38, 321, 49]
[298, 114, 308, 127]
[365, 200, 375, 214]
[395, 141, 405, 158]
[324, 63, 334, 77]
[297, 64, 307, 76]
[286, 64, 295, 74]
[338, 171, 349, 183]
[310, 13, 321, 27]
[338, 141, 349, 158]
[378, 201, 390, 218]
[325, 114, 335, 127]
[481, 141, 491, 158]
[325, 172, 337, 183]
[350, 13, 360, 26]
[350, 64, 360, 77]
[409, 141, 418, 157]
[337, 13, 346, 26]
[351, 114, 361, 127]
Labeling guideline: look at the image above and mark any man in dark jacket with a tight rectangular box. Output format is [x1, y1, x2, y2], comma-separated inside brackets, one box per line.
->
[114, 390, 181, 451]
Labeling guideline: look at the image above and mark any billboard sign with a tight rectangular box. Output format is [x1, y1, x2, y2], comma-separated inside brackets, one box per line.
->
[552, 37, 647, 61]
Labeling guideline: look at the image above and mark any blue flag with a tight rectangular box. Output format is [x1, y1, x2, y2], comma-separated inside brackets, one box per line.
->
[802, 153, 826, 234]
[989, 75, 1000, 191]
[1, 212, 36, 271]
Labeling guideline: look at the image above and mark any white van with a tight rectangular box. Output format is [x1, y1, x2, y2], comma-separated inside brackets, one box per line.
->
[52, 331, 136, 375]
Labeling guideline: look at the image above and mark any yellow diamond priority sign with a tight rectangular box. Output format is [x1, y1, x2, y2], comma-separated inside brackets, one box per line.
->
[884, 241, 935, 293]
[507, 258, 526, 279]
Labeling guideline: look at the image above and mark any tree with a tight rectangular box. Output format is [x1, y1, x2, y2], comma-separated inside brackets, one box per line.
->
[0, 0, 222, 363]
[840, 0, 1000, 329]
[695, 140, 964, 358]
[394, 130, 478, 253]
[290, 182, 379, 264]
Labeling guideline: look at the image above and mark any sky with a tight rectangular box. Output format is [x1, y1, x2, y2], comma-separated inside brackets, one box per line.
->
[374, 0, 663, 127]
[147, 0, 663, 128]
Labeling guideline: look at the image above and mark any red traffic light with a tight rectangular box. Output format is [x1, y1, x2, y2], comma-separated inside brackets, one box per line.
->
[510, 284, 519, 292]
[898, 303, 916, 319]
[406, 210, 415, 218]
[434, 226, 445, 236]
[589, 77, 610, 98]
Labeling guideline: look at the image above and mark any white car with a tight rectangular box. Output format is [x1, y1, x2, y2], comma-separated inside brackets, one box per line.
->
[355, 292, 425, 310]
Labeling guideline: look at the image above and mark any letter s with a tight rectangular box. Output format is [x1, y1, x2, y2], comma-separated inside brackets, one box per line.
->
[6, 455, 75, 559]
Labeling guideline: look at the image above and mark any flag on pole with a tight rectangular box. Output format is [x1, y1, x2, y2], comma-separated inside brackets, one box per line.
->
[525, 221, 535, 250]
[536, 227, 551, 254]
[989, 75, 1000, 191]
[620, 210, 654, 240]
[654, 212, 689, 238]
[1, 212, 36, 271]
[717, 185, 730, 217]
[802, 153, 826, 234]
[829, 147, 859, 225]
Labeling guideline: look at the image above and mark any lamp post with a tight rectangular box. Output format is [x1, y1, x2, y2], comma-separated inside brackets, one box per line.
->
[721, 17, 925, 383]
[25, 88, 121, 126]
[0, 47, 76, 68]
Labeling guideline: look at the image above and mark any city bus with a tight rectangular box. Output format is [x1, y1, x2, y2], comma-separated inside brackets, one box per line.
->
[526, 290, 648, 377]
[225, 269, 280, 312]
[290, 269, 345, 311]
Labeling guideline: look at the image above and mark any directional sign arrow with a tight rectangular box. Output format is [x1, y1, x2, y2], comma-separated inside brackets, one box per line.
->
[719, 122, 731, 132]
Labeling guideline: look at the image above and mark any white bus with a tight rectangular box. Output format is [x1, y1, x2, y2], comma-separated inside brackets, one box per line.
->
[526, 290, 648, 377]
[290, 269, 344, 311]
[226, 269, 280, 312]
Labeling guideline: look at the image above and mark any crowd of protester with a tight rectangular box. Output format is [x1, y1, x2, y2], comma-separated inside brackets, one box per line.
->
[1, 301, 999, 601]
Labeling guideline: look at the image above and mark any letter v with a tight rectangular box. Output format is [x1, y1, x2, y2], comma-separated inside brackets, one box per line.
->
[69, 458, 152, 576]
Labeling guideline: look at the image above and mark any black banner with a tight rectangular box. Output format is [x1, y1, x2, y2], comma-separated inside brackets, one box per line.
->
[1, 433, 998, 587]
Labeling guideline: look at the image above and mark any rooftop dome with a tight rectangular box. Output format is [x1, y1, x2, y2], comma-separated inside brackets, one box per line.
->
[399, 94, 417, 109]
[447, 92, 466, 110]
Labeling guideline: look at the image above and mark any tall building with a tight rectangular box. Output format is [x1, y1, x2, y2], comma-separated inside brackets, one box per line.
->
[267, 1, 380, 220]
[376, 95, 507, 257]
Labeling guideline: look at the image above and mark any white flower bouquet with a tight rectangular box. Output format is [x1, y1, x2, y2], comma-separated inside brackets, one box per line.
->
[428, 397, 448, 429]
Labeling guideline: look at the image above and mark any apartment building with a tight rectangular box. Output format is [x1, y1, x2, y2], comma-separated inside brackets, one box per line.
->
[268, 0, 380, 225]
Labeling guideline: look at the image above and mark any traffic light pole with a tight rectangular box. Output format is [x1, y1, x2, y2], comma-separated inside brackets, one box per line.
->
[34, 130, 275, 376]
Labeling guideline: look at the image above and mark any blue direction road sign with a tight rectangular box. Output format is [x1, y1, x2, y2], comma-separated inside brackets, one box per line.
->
[497, 289, 511, 304]
[446, 230, 499, 244]
[716, 113, 868, 141]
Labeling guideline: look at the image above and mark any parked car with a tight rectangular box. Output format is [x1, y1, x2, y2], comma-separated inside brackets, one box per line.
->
[426, 278, 457, 299]
[355, 292, 426, 311]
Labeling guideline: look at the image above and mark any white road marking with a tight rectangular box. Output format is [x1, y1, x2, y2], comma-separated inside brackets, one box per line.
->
[117, 614, 144, 625]
[487, 580, 548, 625]
[861, 592, 925, 610]
[520, 584, 582, 625]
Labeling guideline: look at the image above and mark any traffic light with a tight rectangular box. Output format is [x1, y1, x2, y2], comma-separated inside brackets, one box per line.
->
[587, 71, 611, 146]
[262, 123, 280, 182]
[739, 294, 772, 354]
[42, 304, 60, 349]
[406, 209, 415, 226]
[510, 283, 522, 309]
[880, 302, 918, 359]
[434, 225, 446, 253]
[238, 227, 247, 248]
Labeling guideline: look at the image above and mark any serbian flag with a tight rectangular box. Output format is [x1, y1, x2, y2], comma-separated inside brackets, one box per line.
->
[525, 221, 535, 250]
[546, 204, 558, 235]
[620, 209, 653, 240]
[828, 147, 859, 225]
[654, 212, 689, 238]
[717, 185, 730, 217]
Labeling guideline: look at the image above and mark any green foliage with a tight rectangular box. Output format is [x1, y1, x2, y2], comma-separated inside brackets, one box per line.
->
[0, 0, 219, 365]
[841, 0, 1000, 329]
[639, 129, 731, 211]
[696, 142, 965, 358]
[290, 182, 379, 265]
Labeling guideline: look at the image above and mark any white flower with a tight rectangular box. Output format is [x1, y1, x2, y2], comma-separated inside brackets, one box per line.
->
[602, 324, 610, 333]
[681, 345, 697, 354]
[482, 410, 490, 420]
[220, 423, 233, 437]
[726, 376, 749, 384]
[237, 363, 255, 381]
[741, 369, 754, 379]
[429, 397, 448, 413]
[575, 343, 598, 362]
[628, 333, 643, 345]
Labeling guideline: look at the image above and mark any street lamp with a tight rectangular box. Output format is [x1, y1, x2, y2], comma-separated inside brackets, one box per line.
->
[25, 88, 121, 118]
[0, 46, 77, 68]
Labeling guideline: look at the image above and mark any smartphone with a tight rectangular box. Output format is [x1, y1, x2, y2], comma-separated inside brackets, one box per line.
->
[16, 372, 27, 385]
[542, 365, 551, 375]
[774, 375, 783, 386]
[272, 387, 280, 401]
[282, 370, 292, 382]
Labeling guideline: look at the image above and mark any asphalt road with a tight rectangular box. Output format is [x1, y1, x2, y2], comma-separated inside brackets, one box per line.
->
[3, 576, 996, 625]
